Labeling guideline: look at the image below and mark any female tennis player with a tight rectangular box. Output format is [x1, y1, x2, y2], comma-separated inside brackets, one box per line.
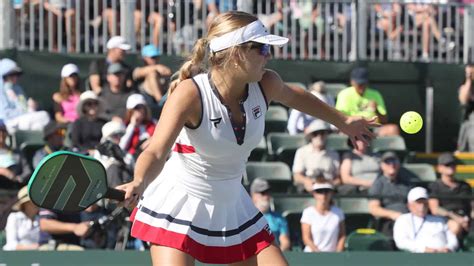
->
[117, 11, 377, 265]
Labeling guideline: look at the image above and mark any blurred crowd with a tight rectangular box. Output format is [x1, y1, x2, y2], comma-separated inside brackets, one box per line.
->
[10, 0, 472, 61]
[0, 31, 474, 252]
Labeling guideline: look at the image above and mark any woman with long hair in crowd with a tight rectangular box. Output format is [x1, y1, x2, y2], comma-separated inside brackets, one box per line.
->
[52, 64, 82, 124]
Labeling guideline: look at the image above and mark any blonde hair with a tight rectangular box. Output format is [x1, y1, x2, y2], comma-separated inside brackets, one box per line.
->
[169, 11, 258, 93]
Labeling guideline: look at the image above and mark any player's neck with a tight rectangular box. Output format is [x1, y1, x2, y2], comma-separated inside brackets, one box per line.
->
[210, 69, 247, 102]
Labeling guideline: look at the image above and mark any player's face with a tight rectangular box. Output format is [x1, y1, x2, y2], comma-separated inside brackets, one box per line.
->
[243, 43, 271, 82]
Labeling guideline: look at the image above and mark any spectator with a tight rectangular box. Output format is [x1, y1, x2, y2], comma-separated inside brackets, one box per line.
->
[250, 178, 291, 251]
[88, 36, 132, 95]
[134, 2, 164, 47]
[99, 63, 134, 120]
[0, 58, 50, 133]
[38, 209, 89, 250]
[338, 139, 380, 195]
[301, 182, 346, 252]
[3, 186, 41, 251]
[335, 67, 399, 136]
[32, 121, 67, 168]
[368, 151, 416, 237]
[43, 0, 76, 52]
[457, 62, 474, 152]
[94, 120, 133, 188]
[119, 94, 156, 159]
[287, 81, 336, 135]
[132, 44, 172, 113]
[206, 0, 237, 25]
[52, 63, 81, 124]
[70, 91, 107, 154]
[429, 153, 471, 237]
[0, 120, 31, 189]
[406, 2, 455, 62]
[393, 187, 458, 252]
[374, 3, 404, 42]
[292, 120, 340, 193]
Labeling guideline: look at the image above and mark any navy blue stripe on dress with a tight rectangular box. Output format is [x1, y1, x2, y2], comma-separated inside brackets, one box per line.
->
[139, 206, 264, 237]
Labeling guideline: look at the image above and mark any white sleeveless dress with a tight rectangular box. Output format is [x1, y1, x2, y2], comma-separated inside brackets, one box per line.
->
[130, 73, 274, 264]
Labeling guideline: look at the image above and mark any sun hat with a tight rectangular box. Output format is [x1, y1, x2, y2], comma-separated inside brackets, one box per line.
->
[106, 36, 131, 50]
[12, 186, 31, 211]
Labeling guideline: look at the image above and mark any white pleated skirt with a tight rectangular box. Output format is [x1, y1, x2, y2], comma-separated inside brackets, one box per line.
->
[130, 159, 274, 264]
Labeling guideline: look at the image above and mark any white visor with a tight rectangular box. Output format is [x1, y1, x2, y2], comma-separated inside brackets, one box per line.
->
[209, 20, 289, 53]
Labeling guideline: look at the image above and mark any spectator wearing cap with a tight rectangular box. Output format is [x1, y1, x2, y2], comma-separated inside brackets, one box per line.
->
[52, 63, 81, 124]
[287, 81, 337, 135]
[70, 91, 107, 154]
[32, 121, 67, 168]
[0, 58, 50, 132]
[0, 120, 31, 189]
[429, 153, 472, 237]
[250, 178, 291, 252]
[99, 63, 135, 120]
[3, 186, 41, 250]
[301, 182, 346, 252]
[292, 120, 341, 193]
[119, 94, 156, 158]
[338, 138, 380, 195]
[94, 120, 133, 188]
[393, 187, 458, 253]
[335, 67, 399, 137]
[132, 44, 172, 113]
[368, 151, 418, 237]
[88, 36, 133, 95]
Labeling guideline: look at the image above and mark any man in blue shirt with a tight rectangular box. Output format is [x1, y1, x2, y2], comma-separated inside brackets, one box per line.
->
[250, 178, 291, 251]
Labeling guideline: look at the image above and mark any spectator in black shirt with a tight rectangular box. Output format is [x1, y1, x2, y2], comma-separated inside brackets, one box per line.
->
[428, 152, 471, 237]
[88, 36, 132, 95]
[71, 91, 107, 154]
[99, 63, 134, 121]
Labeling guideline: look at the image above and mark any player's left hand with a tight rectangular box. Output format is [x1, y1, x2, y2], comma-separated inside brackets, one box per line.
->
[341, 116, 379, 149]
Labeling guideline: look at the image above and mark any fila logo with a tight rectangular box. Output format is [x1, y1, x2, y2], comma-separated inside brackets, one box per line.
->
[210, 117, 222, 128]
[252, 106, 262, 119]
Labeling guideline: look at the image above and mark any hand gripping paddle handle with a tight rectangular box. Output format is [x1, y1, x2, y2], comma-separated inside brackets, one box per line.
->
[105, 188, 126, 201]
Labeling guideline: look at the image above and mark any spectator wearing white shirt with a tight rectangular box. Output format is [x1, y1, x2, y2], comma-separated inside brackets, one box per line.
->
[292, 120, 340, 193]
[287, 81, 336, 135]
[393, 187, 458, 253]
[301, 182, 346, 252]
[3, 186, 41, 250]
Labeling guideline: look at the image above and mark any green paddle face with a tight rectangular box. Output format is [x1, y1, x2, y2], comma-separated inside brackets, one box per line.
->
[28, 151, 111, 212]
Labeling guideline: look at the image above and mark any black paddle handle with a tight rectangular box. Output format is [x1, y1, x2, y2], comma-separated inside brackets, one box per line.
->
[105, 188, 126, 201]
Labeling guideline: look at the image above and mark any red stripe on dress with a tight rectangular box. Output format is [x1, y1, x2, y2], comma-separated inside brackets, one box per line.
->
[131, 220, 274, 264]
[172, 143, 196, 153]
[130, 207, 138, 222]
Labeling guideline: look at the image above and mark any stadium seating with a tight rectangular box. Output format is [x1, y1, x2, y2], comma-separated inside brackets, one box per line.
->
[272, 196, 314, 213]
[370, 136, 407, 161]
[401, 163, 437, 183]
[324, 83, 347, 101]
[463, 232, 474, 252]
[336, 198, 374, 234]
[248, 137, 268, 162]
[13, 130, 44, 150]
[344, 229, 393, 251]
[0, 230, 5, 248]
[266, 133, 306, 167]
[326, 134, 351, 154]
[20, 142, 44, 172]
[265, 106, 289, 136]
[282, 210, 304, 251]
[245, 162, 293, 193]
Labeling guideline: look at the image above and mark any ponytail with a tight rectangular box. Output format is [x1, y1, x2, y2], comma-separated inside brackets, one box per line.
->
[169, 38, 208, 94]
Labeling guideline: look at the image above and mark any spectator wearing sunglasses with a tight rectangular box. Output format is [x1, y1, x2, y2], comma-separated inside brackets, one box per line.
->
[301, 182, 346, 252]
[250, 178, 291, 252]
[428, 153, 471, 238]
[32, 121, 67, 169]
[368, 151, 418, 237]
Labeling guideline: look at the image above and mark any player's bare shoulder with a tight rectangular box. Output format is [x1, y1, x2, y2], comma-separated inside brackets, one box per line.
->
[260, 69, 285, 101]
[167, 78, 202, 125]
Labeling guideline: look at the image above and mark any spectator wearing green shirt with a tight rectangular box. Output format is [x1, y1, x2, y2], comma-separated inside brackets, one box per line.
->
[336, 67, 399, 136]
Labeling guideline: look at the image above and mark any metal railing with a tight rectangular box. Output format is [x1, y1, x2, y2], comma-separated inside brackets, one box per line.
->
[3, 0, 474, 63]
